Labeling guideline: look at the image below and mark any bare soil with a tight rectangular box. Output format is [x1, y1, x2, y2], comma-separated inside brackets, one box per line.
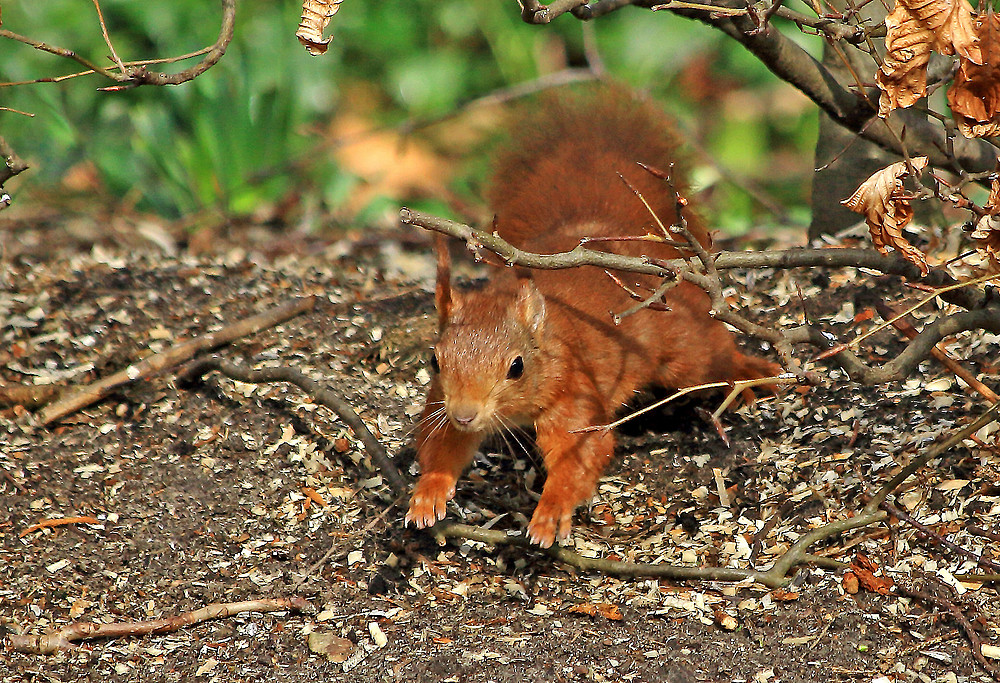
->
[1, 220, 998, 683]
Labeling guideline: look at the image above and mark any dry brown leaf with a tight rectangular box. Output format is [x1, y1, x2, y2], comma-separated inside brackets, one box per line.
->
[306, 631, 355, 662]
[931, 0, 980, 61]
[843, 554, 895, 595]
[970, 169, 1000, 271]
[567, 602, 623, 620]
[713, 608, 738, 631]
[296, 0, 343, 56]
[853, 566, 895, 594]
[330, 113, 451, 215]
[877, 0, 980, 117]
[841, 157, 930, 274]
[947, 12, 1000, 138]
[878, 3, 937, 115]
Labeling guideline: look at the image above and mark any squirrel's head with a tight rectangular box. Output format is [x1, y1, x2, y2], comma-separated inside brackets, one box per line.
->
[431, 273, 546, 433]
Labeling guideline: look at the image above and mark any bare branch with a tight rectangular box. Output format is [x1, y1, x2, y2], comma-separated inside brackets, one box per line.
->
[0, 47, 214, 88]
[0, 28, 123, 80]
[520, 0, 589, 24]
[106, 0, 235, 88]
[399, 208, 999, 313]
[91, 0, 126, 74]
[0, 0, 235, 90]
[0, 135, 30, 189]
[524, 0, 998, 178]
[875, 301, 1000, 403]
[808, 308, 1000, 384]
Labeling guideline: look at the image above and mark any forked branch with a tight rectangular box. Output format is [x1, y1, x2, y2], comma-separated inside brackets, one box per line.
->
[0, 0, 235, 89]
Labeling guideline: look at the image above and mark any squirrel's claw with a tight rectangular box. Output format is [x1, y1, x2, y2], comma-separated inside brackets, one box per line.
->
[406, 475, 456, 529]
[526, 500, 573, 548]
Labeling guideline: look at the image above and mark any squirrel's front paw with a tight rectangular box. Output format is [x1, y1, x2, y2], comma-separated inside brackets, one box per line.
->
[526, 498, 574, 548]
[405, 473, 456, 529]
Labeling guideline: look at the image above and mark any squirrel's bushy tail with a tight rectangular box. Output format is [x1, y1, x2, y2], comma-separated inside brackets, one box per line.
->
[487, 84, 709, 253]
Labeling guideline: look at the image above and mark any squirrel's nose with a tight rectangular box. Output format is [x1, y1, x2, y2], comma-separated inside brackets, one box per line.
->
[451, 407, 479, 428]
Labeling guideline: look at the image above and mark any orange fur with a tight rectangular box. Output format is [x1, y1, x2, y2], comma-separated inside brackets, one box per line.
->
[406, 86, 779, 547]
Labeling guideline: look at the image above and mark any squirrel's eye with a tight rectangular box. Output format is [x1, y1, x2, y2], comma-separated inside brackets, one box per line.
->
[430, 353, 440, 373]
[507, 356, 524, 380]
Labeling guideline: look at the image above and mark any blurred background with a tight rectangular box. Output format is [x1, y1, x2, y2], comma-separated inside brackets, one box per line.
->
[0, 0, 822, 239]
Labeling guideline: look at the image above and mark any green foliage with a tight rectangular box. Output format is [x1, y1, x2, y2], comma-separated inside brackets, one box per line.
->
[0, 0, 819, 230]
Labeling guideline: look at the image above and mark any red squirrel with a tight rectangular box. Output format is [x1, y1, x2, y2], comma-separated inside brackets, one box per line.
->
[405, 87, 779, 547]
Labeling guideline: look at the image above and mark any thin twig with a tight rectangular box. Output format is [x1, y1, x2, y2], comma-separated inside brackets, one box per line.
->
[1, 465, 29, 494]
[865, 402, 1000, 515]
[878, 499, 1000, 573]
[91, 0, 126, 73]
[1, 135, 30, 188]
[0, 47, 213, 87]
[572, 376, 797, 434]
[398, 208, 997, 312]
[0, 383, 60, 410]
[893, 581, 999, 680]
[833, 272, 1000, 358]
[20, 516, 102, 538]
[0, 28, 122, 80]
[874, 301, 999, 404]
[0, 0, 235, 90]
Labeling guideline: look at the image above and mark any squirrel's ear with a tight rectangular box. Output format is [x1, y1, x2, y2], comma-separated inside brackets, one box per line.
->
[435, 234, 453, 329]
[515, 275, 545, 335]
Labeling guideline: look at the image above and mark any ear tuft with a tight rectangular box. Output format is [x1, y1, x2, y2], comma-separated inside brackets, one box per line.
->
[515, 276, 545, 335]
[434, 234, 453, 329]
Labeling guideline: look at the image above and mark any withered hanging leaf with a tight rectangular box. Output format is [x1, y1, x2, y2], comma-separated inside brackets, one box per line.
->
[878, 3, 937, 115]
[930, 0, 980, 61]
[947, 12, 1000, 138]
[970, 169, 1000, 272]
[877, 0, 980, 117]
[842, 157, 930, 275]
[296, 0, 344, 56]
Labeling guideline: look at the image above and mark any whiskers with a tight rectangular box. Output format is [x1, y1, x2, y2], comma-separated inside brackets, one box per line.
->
[410, 400, 449, 445]
[407, 400, 538, 466]
[492, 413, 538, 464]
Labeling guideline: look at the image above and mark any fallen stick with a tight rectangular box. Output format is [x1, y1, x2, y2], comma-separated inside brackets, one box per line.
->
[8, 597, 312, 655]
[19, 515, 101, 538]
[178, 355, 410, 496]
[32, 296, 317, 426]
[0, 383, 61, 410]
